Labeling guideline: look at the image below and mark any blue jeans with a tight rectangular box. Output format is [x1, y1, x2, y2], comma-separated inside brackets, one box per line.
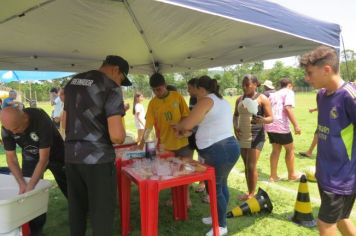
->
[198, 136, 240, 227]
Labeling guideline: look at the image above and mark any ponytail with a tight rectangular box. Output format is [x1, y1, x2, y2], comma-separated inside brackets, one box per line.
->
[197, 75, 222, 98]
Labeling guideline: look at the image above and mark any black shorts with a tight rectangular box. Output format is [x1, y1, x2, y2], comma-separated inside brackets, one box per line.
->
[318, 186, 356, 224]
[267, 132, 293, 145]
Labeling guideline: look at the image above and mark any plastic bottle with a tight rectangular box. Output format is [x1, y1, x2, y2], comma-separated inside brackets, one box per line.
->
[144, 128, 157, 160]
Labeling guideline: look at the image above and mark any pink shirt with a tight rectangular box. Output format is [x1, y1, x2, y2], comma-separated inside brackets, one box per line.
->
[264, 88, 295, 133]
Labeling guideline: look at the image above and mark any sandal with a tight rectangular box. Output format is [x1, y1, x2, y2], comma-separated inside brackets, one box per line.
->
[237, 193, 252, 201]
[195, 183, 206, 193]
[202, 194, 210, 203]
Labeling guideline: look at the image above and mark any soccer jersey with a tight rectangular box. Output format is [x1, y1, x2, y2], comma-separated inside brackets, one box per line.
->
[1, 108, 64, 163]
[265, 88, 295, 133]
[145, 91, 189, 151]
[64, 70, 125, 164]
[316, 82, 356, 195]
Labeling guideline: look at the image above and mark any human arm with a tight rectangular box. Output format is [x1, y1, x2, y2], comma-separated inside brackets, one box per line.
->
[233, 96, 241, 138]
[309, 107, 318, 113]
[5, 150, 27, 194]
[253, 94, 273, 124]
[107, 115, 126, 144]
[175, 97, 213, 133]
[25, 148, 50, 192]
[285, 106, 301, 135]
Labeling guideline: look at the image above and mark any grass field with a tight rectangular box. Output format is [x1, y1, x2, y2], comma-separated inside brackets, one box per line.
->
[0, 92, 353, 236]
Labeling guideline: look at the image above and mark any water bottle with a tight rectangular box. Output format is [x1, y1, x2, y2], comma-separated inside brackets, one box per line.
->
[144, 128, 157, 160]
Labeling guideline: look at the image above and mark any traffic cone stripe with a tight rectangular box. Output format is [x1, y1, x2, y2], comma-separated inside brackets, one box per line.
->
[296, 192, 310, 202]
[298, 183, 309, 193]
[227, 188, 273, 218]
[240, 202, 252, 215]
[294, 201, 312, 214]
[289, 174, 316, 228]
[292, 211, 315, 221]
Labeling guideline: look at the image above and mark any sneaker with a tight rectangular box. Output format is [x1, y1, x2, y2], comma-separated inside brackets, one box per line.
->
[206, 226, 228, 236]
[202, 216, 212, 225]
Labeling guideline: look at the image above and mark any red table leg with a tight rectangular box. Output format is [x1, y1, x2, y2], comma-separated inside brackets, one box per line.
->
[206, 171, 220, 236]
[116, 158, 122, 209]
[22, 223, 30, 236]
[142, 180, 159, 236]
[120, 171, 132, 236]
[171, 185, 188, 220]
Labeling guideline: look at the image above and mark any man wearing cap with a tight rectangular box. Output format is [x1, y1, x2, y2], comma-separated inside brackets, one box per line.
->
[262, 80, 276, 98]
[63, 55, 130, 236]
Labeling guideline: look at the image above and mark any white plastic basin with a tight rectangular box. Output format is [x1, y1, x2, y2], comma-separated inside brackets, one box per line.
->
[0, 174, 52, 233]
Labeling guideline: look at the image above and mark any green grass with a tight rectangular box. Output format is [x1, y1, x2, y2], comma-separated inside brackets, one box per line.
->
[1, 94, 353, 235]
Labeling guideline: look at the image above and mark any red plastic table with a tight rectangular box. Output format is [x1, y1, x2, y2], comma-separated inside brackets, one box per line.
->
[119, 160, 220, 236]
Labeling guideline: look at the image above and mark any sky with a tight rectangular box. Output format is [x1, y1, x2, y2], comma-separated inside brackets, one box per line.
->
[264, 0, 356, 68]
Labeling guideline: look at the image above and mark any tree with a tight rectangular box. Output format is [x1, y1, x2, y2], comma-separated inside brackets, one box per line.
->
[340, 49, 356, 82]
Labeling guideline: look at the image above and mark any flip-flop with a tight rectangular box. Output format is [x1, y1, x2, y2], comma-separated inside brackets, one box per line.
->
[202, 194, 210, 203]
[237, 193, 252, 201]
[195, 184, 206, 193]
[268, 177, 281, 183]
[299, 152, 312, 158]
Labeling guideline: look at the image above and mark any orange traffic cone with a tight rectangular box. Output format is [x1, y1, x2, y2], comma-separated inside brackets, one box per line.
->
[227, 188, 273, 218]
[289, 174, 316, 227]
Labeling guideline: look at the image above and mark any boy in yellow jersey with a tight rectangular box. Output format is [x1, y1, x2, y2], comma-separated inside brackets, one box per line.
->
[141, 72, 193, 205]
[143, 72, 192, 156]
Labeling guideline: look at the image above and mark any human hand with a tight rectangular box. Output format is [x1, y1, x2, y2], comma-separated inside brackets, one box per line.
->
[25, 183, 36, 193]
[18, 182, 27, 194]
[294, 126, 301, 135]
[252, 115, 264, 124]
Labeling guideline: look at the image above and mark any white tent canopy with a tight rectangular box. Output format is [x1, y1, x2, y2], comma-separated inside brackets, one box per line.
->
[0, 0, 340, 74]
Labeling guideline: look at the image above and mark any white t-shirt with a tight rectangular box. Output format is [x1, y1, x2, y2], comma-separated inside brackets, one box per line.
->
[134, 103, 145, 129]
[196, 94, 234, 149]
[52, 96, 62, 119]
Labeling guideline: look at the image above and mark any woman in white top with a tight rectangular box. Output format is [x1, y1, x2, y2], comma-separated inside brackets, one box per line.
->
[133, 92, 145, 143]
[174, 76, 240, 236]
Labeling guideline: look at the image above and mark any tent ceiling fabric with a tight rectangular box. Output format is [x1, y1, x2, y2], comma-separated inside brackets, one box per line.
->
[0, 0, 340, 74]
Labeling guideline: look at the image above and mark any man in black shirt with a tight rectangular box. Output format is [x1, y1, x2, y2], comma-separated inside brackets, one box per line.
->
[1, 107, 67, 236]
[63, 55, 129, 236]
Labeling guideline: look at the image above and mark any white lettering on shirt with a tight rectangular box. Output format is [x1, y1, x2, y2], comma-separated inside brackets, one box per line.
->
[70, 78, 94, 87]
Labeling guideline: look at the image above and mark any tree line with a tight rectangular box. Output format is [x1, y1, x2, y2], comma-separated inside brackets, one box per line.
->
[4, 49, 355, 102]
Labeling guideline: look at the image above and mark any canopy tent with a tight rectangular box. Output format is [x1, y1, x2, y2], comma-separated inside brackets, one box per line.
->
[0, 0, 340, 75]
[0, 70, 74, 83]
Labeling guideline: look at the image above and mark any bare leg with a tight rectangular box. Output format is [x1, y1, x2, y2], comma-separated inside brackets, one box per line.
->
[300, 133, 318, 157]
[337, 218, 356, 236]
[246, 148, 261, 197]
[283, 142, 298, 180]
[318, 219, 337, 236]
[239, 148, 252, 200]
[137, 129, 144, 143]
[269, 143, 282, 181]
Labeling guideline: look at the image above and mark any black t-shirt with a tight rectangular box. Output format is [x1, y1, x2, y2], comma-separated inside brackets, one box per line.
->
[1, 108, 64, 163]
[64, 70, 125, 164]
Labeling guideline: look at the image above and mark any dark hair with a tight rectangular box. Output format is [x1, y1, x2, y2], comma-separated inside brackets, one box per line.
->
[187, 78, 198, 87]
[197, 75, 222, 98]
[279, 77, 292, 88]
[50, 87, 58, 93]
[149, 73, 165, 87]
[299, 45, 339, 73]
[132, 92, 143, 115]
[241, 74, 260, 87]
[166, 84, 177, 91]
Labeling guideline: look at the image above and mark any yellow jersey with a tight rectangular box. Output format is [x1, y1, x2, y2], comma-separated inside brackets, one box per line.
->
[145, 91, 189, 151]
